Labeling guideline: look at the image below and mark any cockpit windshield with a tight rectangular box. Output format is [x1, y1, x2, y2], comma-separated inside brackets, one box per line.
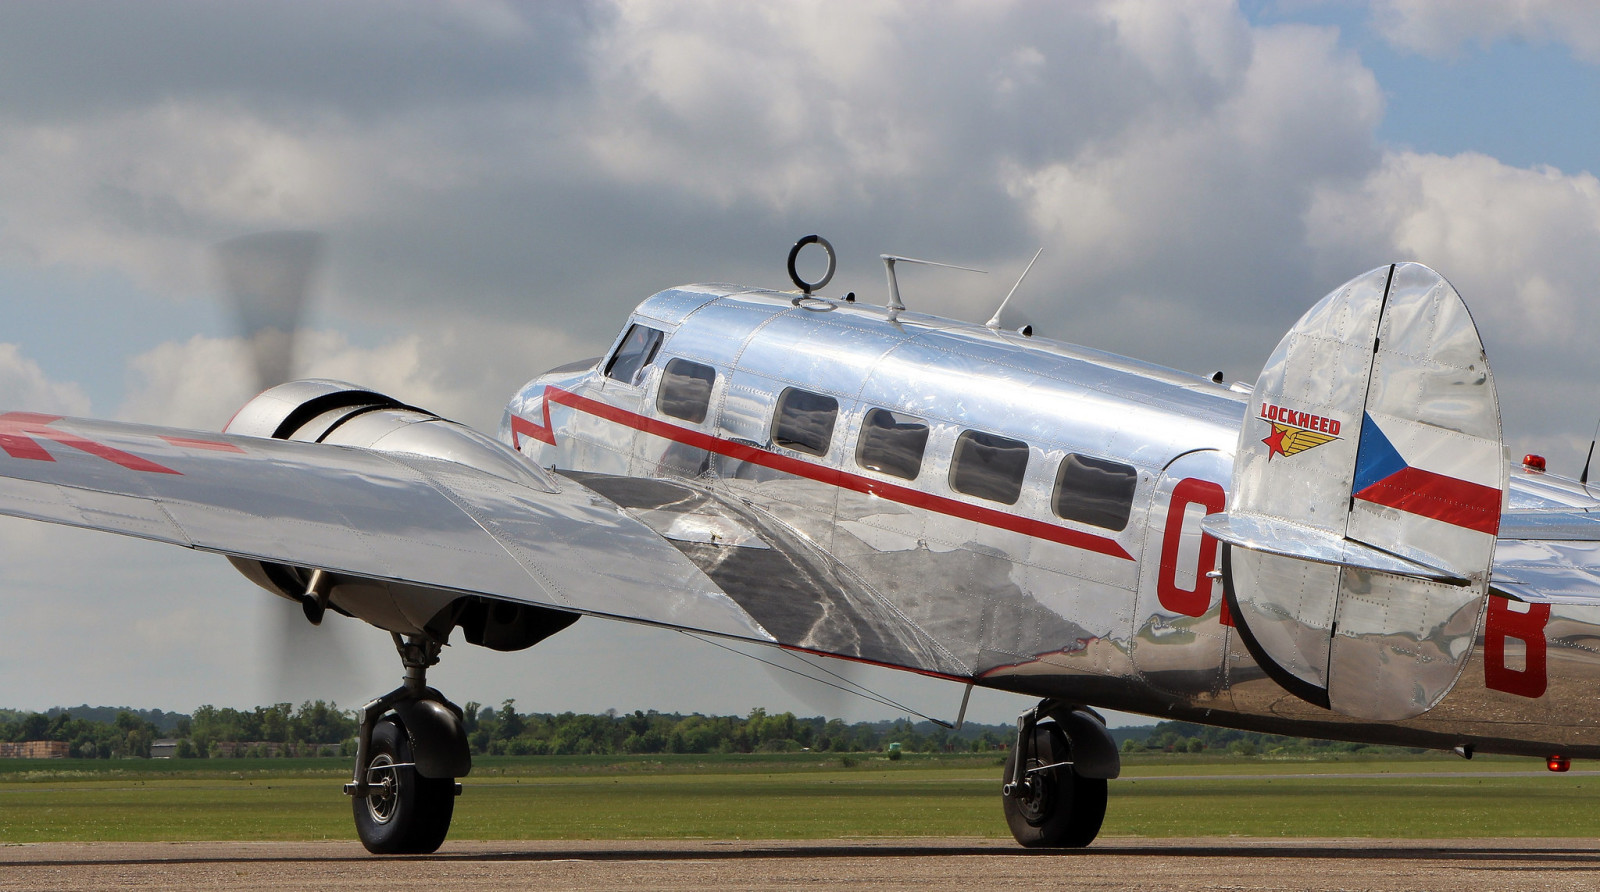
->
[604, 323, 664, 386]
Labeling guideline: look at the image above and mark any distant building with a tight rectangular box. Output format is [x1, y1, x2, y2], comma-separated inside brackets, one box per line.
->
[150, 739, 179, 759]
[0, 740, 69, 759]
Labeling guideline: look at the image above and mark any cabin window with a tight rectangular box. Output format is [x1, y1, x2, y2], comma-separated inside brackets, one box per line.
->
[604, 324, 664, 386]
[950, 430, 1029, 505]
[657, 358, 717, 423]
[773, 388, 838, 457]
[1054, 454, 1138, 531]
[856, 409, 929, 481]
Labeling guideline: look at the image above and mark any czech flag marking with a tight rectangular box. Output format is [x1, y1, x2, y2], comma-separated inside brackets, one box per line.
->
[1351, 414, 1501, 535]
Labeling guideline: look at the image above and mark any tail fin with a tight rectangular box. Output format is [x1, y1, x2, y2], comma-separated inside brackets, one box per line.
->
[1204, 263, 1505, 720]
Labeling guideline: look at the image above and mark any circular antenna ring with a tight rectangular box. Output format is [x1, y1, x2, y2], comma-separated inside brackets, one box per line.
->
[786, 235, 836, 295]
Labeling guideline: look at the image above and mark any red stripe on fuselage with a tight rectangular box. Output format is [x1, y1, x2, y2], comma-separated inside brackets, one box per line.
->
[542, 386, 1134, 561]
[1354, 465, 1501, 535]
[510, 397, 557, 448]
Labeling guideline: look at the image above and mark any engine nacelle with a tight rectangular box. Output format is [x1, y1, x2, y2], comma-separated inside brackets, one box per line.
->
[223, 380, 575, 649]
[225, 379, 554, 489]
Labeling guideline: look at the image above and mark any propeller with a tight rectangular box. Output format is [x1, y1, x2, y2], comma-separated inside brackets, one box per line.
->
[214, 231, 322, 392]
[212, 231, 362, 705]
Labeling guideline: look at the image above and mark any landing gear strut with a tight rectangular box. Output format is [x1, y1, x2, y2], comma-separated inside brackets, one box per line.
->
[1001, 700, 1112, 848]
[346, 633, 472, 854]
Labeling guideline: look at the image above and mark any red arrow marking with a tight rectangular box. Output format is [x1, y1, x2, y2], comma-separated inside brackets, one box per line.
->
[0, 412, 181, 475]
[510, 393, 557, 448]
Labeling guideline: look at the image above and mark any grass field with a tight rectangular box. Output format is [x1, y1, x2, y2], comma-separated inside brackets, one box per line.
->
[1, 752, 1594, 843]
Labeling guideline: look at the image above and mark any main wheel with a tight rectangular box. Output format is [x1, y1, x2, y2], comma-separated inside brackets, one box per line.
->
[352, 715, 456, 854]
[1002, 722, 1107, 848]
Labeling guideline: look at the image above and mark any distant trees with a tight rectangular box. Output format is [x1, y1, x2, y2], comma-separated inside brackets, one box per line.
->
[5, 707, 1429, 762]
[0, 702, 1019, 759]
[456, 703, 1007, 757]
[0, 702, 354, 759]
[1117, 721, 1422, 757]
[0, 708, 159, 758]
[186, 701, 356, 757]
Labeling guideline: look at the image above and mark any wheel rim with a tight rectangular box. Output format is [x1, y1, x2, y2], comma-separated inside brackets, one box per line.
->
[365, 753, 400, 825]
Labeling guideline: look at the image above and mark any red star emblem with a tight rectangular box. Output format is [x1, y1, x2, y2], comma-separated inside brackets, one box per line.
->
[1262, 425, 1287, 460]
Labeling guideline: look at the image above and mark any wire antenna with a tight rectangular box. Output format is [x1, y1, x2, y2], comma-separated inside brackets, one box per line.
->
[985, 247, 1044, 331]
[682, 631, 955, 728]
[881, 254, 986, 321]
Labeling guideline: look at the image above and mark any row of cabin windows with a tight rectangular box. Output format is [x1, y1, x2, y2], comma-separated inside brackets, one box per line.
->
[608, 324, 1138, 532]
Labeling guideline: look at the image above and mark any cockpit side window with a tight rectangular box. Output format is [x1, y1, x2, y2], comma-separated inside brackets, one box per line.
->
[773, 388, 838, 457]
[604, 324, 664, 386]
[950, 430, 1029, 505]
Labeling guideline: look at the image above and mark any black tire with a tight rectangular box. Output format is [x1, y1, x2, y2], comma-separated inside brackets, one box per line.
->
[352, 716, 456, 854]
[1002, 722, 1107, 848]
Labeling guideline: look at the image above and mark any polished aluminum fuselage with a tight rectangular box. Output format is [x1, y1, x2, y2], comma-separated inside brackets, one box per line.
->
[506, 285, 1600, 757]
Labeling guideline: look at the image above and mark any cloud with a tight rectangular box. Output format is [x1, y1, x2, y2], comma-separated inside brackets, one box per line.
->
[1306, 150, 1600, 465]
[115, 318, 594, 433]
[0, 1, 1374, 344]
[0, 343, 92, 415]
[1371, 0, 1600, 61]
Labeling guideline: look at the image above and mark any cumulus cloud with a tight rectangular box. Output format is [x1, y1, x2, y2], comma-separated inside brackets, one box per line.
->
[1306, 150, 1600, 462]
[116, 322, 585, 432]
[1372, 0, 1600, 61]
[0, 344, 92, 415]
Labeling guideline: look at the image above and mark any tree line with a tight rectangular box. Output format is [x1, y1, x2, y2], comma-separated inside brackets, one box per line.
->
[1, 703, 1425, 760]
[1119, 720, 1425, 757]
[0, 701, 1017, 759]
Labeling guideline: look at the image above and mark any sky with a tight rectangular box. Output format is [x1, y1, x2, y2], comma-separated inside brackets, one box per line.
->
[2, 0, 1599, 728]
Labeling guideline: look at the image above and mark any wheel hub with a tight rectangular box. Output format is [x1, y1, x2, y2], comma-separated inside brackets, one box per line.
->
[364, 754, 400, 825]
[1015, 764, 1056, 826]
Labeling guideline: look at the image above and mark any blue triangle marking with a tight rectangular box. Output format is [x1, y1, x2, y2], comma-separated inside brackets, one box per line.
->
[1352, 413, 1407, 494]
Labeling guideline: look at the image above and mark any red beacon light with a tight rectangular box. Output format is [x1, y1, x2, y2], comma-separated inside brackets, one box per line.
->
[1524, 454, 1547, 474]
[1548, 754, 1570, 772]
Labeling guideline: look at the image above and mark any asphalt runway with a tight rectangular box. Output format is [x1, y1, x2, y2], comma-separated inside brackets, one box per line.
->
[4, 838, 1599, 891]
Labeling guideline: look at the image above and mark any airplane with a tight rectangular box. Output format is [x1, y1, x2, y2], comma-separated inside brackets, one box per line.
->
[2, 233, 1597, 854]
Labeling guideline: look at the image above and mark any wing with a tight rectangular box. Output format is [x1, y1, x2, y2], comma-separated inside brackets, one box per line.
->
[1493, 471, 1600, 605]
[0, 411, 973, 678]
[0, 412, 770, 642]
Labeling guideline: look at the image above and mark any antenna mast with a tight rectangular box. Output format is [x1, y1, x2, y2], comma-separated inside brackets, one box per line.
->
[985, 247, 1044, 330]
[1582, 415, 1600, 489]
[879, 254, 985, 321]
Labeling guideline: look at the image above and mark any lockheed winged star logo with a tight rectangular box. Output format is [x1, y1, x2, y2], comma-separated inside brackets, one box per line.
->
[1258, 402, 1342, 461]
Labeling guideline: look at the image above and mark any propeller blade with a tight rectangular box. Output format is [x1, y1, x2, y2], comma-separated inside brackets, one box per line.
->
[261, 596, 363, 706]
[213, 230, 323, 390]
[214, 231, 363, 698]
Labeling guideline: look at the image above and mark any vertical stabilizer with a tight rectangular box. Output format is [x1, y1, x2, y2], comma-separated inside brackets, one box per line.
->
[1204, 263, 1504, 720]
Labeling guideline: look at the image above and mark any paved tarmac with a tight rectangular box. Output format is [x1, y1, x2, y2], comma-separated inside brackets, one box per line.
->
[3, 837, 1599, 891]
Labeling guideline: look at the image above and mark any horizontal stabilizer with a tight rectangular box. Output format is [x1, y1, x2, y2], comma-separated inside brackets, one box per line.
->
[1201, 513, 1461, 583]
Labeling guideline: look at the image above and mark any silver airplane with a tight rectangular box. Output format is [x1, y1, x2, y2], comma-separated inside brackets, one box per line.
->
[2, 237, 1596, 854]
